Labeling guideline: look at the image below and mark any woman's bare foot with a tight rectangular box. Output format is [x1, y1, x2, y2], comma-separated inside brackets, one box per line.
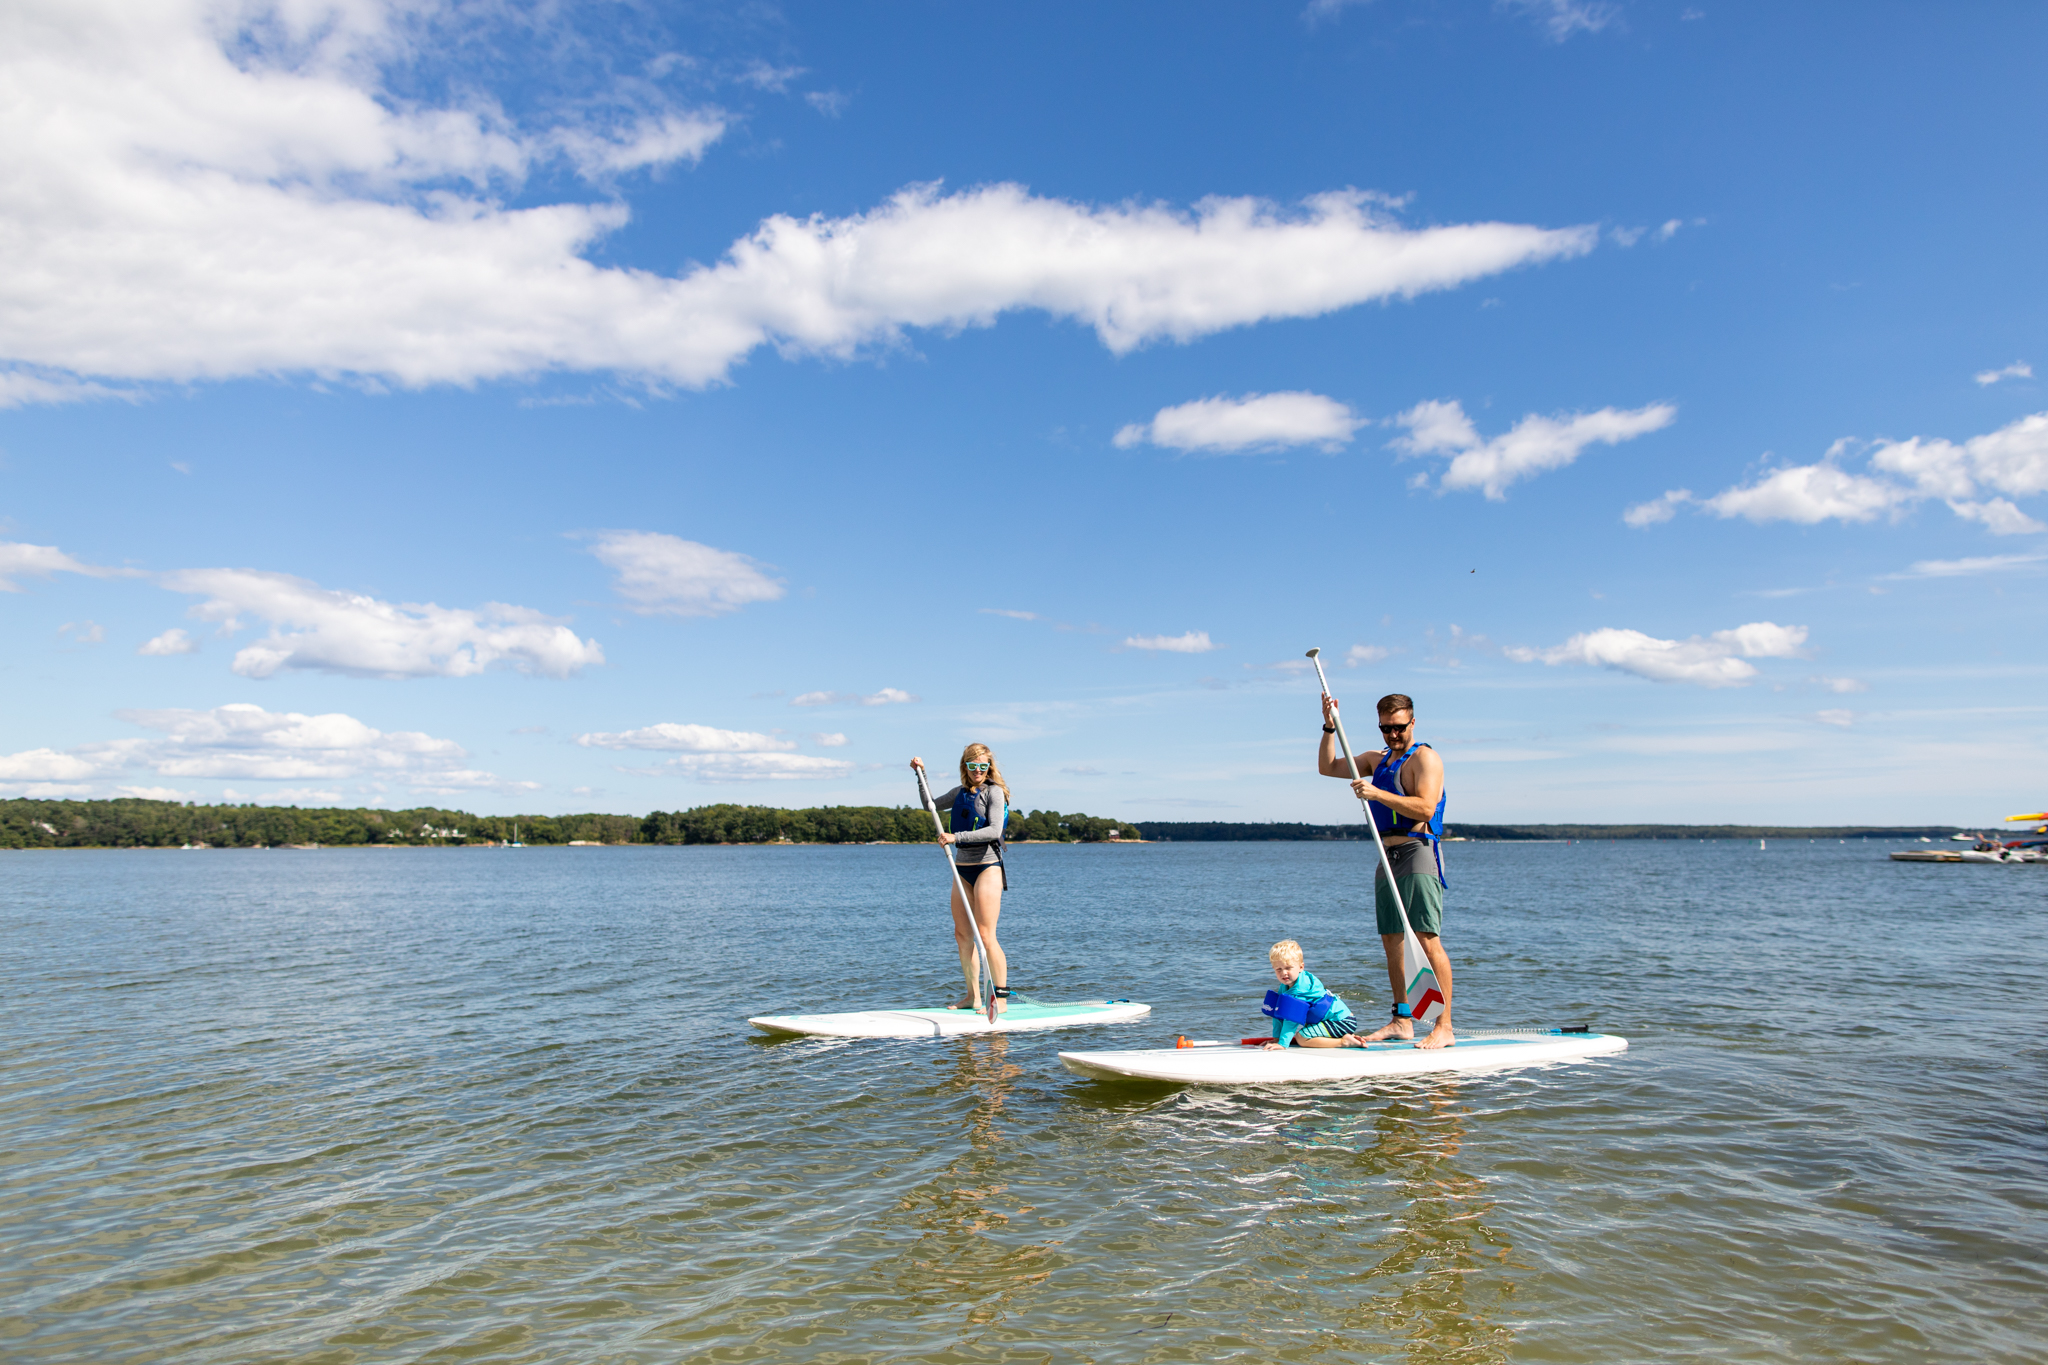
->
[993, 995, 1008, 1014]
[1415, 1021, 1456, 1050]
[949, 995, 976, 1010]
[1361, 1018, 1415, 1042]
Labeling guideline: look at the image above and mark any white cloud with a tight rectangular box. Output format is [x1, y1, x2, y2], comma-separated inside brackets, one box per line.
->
[578, 725, 862, 778]
[790, 688, 920, 707]
[1681, 413, 2048, 534]
[1124, 631, 1219, 654]
[804, 90, 848, 118]
[0, 748, 103, 782]
[979, 608, 1039, 620]
[0, 4, 1597, 398]
[1975, 361, 2032, 387]
[1114, 391, 1363, 454]
[0, 703, 531, 796]
[863, 687, 917, 706]
[0, 540, 131, 591]
[58, 620, 105, 645]
[1302, 0, 1371, 22]
[1815, 709, 1855, 728]
[219, 786, 346, 804]
[0, 371, 135, 410]
[159, 568, 604, 679]
[1506, 0, 1620, 41]
[1700, 462, 1907, 524]
[116, 785, 204, 802]
[1884, 552, 2048, 579]
[575, 723, 793, 753]
[1506, 621, 1808, 688]
[649, 752, 855, 781]
[1346, 644, 1390, 667]
[550, 112, 727, 178]
[739, 61, 806, 92]
[1810, 676, 1867, 694]
[138, 627, 200, 656]
[584, 531, 784, 617]
[811, 732, 849, 747]
[1623, 488, 1694, 528]
[1948, 498, 2046, 535]
[1394, 399, 1676, 499]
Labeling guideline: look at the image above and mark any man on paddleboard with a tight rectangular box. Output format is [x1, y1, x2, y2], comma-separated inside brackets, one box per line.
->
[1318, 692, 1455, 1049]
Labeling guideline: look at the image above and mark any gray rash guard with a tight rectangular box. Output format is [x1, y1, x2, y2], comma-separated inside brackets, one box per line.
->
[930, 784, 1008, 866]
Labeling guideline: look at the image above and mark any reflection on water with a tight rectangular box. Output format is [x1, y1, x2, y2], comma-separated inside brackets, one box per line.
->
[1312, 1086, 1515, 1365]
[799, 1036, 1070, 1357]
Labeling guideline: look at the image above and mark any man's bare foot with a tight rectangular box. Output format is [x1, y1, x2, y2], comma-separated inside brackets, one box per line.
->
[950, 995, 976, 1010]
[993, 994, 1008, 1014]
[1415, 1021, 1456, 1050]
[1361, 1018, 1415, 1042]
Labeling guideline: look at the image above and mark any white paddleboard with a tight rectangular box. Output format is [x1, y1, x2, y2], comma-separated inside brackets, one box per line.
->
[750, 999, 1151, 1039]
[1059, 1029, 1626, 1084]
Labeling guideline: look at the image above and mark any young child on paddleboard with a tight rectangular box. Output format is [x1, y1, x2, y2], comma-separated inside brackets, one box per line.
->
[1259, 940, 1366, 1050]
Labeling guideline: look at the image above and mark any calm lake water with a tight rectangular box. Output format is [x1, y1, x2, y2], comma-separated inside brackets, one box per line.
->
[2, 840, 2044, 1363]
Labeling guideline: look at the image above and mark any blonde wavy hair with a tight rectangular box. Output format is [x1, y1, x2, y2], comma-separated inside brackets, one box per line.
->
[959, 743, 1011, 801]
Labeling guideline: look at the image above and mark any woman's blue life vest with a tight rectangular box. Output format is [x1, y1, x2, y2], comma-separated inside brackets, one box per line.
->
[949, 785, 1001, 840]
[1372, 741, 1448, 888]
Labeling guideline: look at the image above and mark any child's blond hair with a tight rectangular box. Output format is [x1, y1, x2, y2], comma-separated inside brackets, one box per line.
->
[1269, 940, 1304, 969]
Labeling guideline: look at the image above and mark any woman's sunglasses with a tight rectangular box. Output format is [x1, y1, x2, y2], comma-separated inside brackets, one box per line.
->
[965, 762, 991, 772]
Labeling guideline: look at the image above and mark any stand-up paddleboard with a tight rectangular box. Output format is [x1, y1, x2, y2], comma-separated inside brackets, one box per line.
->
[1059, 1028, 1625, 1084]
[751, 999, 1151, 1039]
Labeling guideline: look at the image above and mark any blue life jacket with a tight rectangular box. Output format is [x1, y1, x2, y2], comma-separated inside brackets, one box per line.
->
[1373, 742, 1447, 887]
[951, 786, 1001, 841]
[1262, 989, 1336, 1027]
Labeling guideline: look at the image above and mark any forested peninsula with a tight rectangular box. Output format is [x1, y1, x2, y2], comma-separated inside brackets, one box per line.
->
[2, 800, 1967, 851]
[0, 799, 1138, 850]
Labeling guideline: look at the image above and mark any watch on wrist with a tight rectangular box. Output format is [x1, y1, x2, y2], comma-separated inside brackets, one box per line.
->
[1322, 724, 1337, 734]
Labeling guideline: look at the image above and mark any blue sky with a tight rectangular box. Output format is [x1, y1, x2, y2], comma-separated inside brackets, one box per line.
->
[2, 0, 2044, 825]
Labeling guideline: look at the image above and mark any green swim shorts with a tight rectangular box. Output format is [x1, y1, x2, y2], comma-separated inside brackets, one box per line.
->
[1374, 840, 1444, 936]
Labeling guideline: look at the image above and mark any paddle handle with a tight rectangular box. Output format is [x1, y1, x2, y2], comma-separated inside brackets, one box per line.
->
[1308, 652, 1417, 937]
[915, 762, 998, 1024]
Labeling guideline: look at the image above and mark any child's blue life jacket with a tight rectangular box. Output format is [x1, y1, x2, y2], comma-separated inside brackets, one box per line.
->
[1261, 969, 1352, 1045]
[1262, 990, 1336, 1027]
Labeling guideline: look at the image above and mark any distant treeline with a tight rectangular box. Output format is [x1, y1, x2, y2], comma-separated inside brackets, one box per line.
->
[644, 804, 1130, 845]
[0, 799, 1139, 849]
[1139, 821, 1967, 841]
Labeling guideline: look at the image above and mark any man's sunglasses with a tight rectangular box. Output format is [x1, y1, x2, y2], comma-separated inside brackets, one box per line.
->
[1378, 722, 1412, 734]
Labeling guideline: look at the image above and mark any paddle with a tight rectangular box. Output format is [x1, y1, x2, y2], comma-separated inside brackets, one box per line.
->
[1305, 647, 1445, 1033]
[914, 761, 1000, 1025]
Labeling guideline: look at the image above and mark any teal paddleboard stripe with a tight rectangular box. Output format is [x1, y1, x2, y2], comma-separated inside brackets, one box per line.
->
[935, 1002, 1110, 1019]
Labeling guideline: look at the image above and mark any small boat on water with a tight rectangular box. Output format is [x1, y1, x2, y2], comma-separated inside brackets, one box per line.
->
[1892, 812, 2048, 864]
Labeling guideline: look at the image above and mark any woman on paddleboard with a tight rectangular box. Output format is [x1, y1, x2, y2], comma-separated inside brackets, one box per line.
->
[909, 745, 1012, 1014]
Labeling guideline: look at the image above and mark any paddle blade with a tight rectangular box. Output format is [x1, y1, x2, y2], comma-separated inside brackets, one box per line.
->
[1403, 929, 1446, 1027]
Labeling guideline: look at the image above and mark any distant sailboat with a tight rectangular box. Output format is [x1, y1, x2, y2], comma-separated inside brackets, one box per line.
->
[506, 823, 525, 848]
